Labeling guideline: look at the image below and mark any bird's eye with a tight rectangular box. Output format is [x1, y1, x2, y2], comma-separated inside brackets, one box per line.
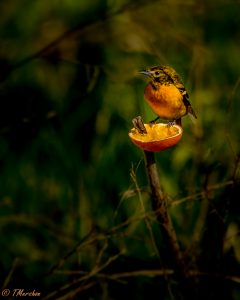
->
[154, 71, 160, 76]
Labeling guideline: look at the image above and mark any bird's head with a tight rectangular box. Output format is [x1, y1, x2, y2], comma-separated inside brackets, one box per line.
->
[139, 66, 170, 84]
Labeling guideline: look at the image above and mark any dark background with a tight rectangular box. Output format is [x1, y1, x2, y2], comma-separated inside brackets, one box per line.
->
[0, 0, 240, 299]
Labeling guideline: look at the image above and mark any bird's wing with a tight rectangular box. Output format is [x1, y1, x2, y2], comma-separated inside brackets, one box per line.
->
[163, 66, 197, 120]
[183, 97, 197, 119]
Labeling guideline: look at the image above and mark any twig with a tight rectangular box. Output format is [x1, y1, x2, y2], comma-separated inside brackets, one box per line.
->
[1, 0, 160, 83]
[130, 163, 161, 258]
[42, 252, 122, 300]
[144, 151, 187, 276]
[144, 150, 196, 299]
[171, 179, 236, 206]
[54, 268, 240, 285]
[1, 258, 20, 290]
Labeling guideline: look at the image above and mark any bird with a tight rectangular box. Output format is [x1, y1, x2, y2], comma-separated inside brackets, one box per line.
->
[139, 65, 197, 126]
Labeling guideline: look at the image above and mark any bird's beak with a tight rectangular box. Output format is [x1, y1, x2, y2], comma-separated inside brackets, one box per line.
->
[139, 69, 153, 78]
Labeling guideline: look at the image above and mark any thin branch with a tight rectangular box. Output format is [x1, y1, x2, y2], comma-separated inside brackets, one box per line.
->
[130, 162, 161, 258]
[1, 258, 20, 290]
[42, 252, 122, 300]
[170, 180, 236, 206]
[2, 0, 160, 82]
[144, 151, 188, 277]
[53, 268, 240, 285]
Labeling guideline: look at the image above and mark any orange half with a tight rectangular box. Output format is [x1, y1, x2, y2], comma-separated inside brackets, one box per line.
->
[129, 123, 183, 152]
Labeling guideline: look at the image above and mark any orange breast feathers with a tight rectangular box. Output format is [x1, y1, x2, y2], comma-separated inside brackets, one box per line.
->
[144, 83, 187, 120]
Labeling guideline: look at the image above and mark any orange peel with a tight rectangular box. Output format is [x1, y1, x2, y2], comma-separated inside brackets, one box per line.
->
[129, 123, 183, 152]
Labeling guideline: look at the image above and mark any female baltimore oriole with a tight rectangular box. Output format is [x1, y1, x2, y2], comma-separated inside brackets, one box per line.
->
[139, 66, 197, 125]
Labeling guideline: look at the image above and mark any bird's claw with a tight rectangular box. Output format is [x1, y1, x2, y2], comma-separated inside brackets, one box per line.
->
[149, 116, 160, 127]
[166, 121, 176, 128]
[132, 116, 147, 134]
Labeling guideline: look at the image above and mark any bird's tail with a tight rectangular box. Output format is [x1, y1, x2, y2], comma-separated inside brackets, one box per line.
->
[188, 112, 197, 124]
[187, 105, 197, 124]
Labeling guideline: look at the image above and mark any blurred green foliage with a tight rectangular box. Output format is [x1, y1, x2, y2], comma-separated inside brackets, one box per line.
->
[0, 0, 240, 299]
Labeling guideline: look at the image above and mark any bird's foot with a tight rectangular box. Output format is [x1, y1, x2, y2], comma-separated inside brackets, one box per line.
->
[166, 120, 176, 128]
[149, 116, 160, 126]
[132, 116, 147, 135]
